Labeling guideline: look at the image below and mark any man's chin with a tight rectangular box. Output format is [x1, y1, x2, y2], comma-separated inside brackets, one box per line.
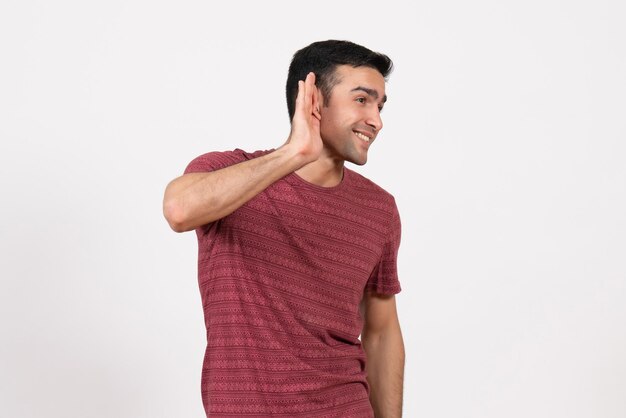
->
[347, 155, 368, 166]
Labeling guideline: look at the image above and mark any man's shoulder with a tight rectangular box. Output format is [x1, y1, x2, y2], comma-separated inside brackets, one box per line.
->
[239, 148, 275, 160]
[184, 148, 274, 174]
[346, 167, 396, 203]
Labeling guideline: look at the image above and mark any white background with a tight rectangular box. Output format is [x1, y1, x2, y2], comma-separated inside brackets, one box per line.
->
[1, 1, 625, 417]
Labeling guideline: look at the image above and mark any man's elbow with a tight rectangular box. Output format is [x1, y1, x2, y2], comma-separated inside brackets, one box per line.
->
[362, 320, 404, 348]
[163, 198, 189, 233]
[163, 192, 220, 232]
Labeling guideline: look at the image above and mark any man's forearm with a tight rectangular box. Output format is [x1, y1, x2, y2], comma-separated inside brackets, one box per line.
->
[362, 328, 405, 418]
[163, 145, 307, 232]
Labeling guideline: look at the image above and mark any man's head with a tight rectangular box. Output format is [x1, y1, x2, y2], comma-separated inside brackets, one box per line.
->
[286, 40, 393, 122]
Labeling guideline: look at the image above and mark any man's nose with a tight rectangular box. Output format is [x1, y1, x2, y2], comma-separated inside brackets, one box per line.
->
[366, 108, 383, 133]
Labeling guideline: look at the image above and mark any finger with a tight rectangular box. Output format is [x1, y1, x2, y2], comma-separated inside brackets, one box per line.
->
[304, 73, 314, 114]
[305, 72, 320, 119]
[294, 80, 306, 120]
[306, 72, 321, 120]
[296, 80, 304, 105]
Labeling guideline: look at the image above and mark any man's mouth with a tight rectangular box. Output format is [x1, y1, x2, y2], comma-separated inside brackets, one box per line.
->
[354, 131, 371, 142]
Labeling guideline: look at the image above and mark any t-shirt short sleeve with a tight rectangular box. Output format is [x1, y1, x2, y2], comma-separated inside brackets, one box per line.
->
[365, 198, 402, 295]
[183, 148, 249, 175]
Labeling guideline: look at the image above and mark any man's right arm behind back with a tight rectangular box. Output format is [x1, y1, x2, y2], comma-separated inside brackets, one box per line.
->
[163, 73, 322, 233]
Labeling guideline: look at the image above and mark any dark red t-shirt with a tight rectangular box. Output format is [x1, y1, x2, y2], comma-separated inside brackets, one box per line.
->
[184, 149, 402, 417]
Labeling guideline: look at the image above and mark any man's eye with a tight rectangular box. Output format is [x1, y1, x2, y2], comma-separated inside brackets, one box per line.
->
[356, 97, 366, 103]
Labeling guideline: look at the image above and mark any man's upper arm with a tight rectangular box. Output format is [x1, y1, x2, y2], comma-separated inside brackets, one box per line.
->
[360, 291, 401, 337]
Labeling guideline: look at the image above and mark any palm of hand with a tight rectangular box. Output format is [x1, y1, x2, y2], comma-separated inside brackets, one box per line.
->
[287, 72, 323, 162]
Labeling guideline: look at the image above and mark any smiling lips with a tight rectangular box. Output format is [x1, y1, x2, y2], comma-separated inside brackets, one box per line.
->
[354, 131, 372, 143]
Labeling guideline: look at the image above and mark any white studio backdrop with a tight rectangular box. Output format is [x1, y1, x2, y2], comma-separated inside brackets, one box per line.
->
[1, 1, 625, 417]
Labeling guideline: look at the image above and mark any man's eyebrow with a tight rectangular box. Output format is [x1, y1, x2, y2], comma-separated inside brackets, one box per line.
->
[350, 86, 388, 103]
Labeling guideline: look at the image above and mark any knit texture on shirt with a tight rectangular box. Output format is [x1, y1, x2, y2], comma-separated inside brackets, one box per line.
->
[184, 148, 402, 417]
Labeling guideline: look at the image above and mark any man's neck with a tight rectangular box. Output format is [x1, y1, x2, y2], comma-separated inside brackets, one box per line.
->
[294, 157, 345, 188]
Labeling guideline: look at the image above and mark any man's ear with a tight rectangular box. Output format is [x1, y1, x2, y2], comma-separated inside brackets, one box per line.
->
[316, 87, 325, 108]
[313, 87, 323, 121]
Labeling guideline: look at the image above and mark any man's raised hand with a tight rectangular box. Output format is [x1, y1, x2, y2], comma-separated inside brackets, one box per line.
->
[284, 72, 323, 163]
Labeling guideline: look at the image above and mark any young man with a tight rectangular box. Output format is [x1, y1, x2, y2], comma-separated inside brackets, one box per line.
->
[163, 40, 405, 418]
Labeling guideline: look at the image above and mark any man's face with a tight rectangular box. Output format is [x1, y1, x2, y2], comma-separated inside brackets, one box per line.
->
[318, 64, 387, 166]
